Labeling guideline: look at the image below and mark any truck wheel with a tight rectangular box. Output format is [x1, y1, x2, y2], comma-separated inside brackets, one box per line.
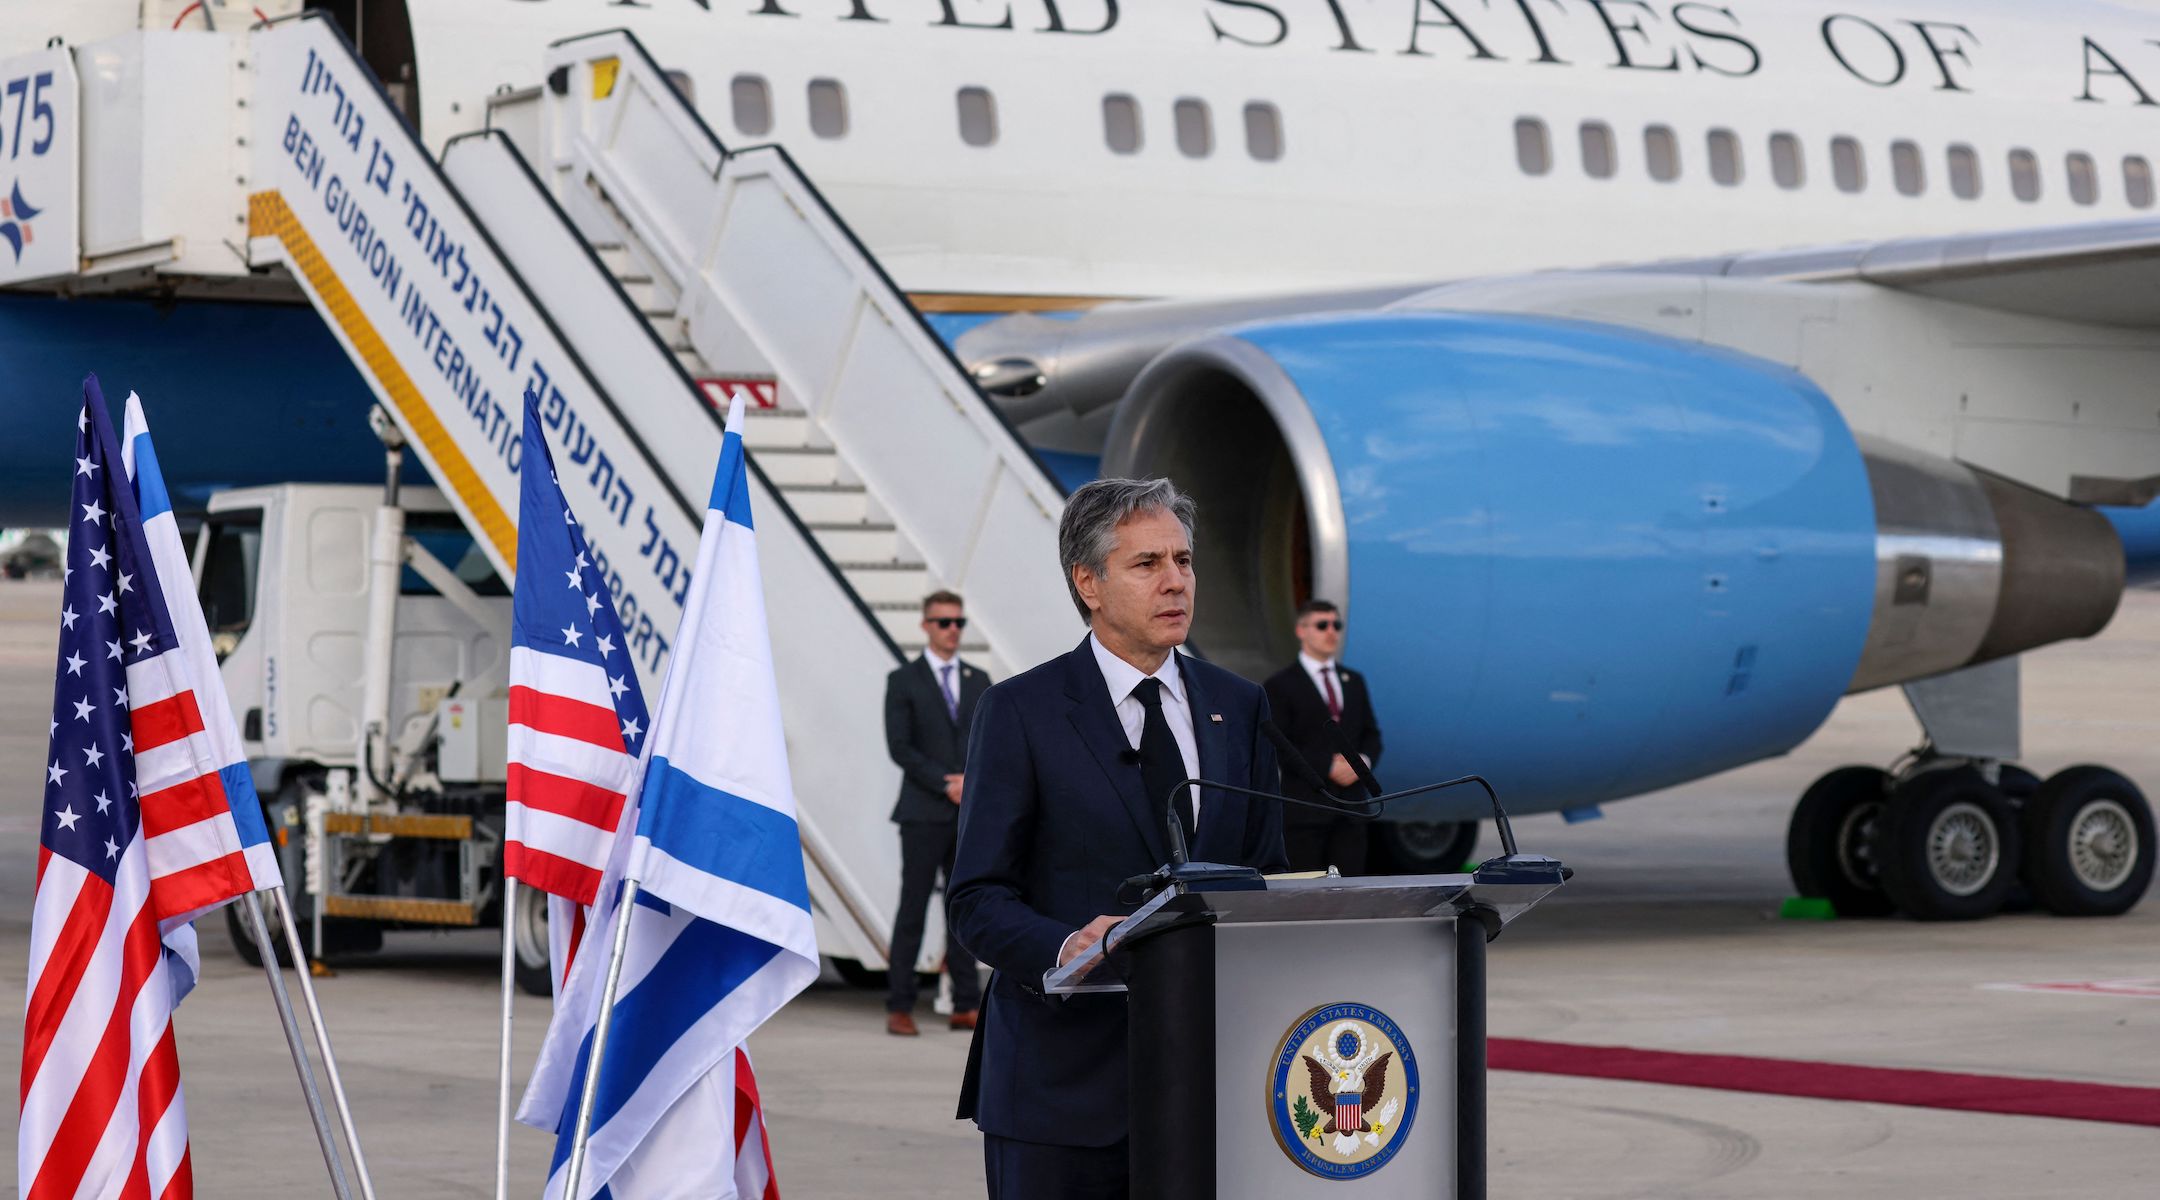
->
[225, 896, 275, 968]
[1372, 820, 1479, 874]
[513, 883, 555, 996]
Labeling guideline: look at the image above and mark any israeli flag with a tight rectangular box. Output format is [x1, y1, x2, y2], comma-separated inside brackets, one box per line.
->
[520, 395, 817, 1199]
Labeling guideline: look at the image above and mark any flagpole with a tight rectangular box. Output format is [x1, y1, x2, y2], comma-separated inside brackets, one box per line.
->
[562, 879, 640, 1200]
[243, 893, 356, 1200]
[495, 876, 518, 1200]
[270, 887, 379, 1200]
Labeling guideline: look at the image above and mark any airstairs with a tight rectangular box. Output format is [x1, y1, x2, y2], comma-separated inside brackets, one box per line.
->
[34, 14, 1076, 971]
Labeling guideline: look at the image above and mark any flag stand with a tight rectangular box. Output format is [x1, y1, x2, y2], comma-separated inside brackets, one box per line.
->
[562, 879, 642, 1200]
[241, 892, 356, 1200]
[269, 887, 379, 1200]
[495, 876, 519, 1200]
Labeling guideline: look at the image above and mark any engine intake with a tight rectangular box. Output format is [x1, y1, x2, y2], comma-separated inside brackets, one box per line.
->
[1102, 312, 2123, 816]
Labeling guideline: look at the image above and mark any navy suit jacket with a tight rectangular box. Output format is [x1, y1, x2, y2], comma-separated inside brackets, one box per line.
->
[947, 636, 1288, 1147]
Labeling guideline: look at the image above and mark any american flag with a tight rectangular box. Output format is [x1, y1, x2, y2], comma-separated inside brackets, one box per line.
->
[20, 381, 264, 1199]
[505, 389, 652, 983]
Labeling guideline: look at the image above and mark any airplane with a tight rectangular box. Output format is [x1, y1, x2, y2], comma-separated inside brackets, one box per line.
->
[2, 0, 2157, 929]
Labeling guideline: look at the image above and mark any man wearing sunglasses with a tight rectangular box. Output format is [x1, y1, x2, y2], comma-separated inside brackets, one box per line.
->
[1264, 600, 1384, 875]
[882, 590, 988, 1035]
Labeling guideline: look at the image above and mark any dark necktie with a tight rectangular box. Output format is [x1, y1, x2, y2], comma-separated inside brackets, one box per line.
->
[1320, 665, 1343, 721]
[1132, 677, 1195, 844]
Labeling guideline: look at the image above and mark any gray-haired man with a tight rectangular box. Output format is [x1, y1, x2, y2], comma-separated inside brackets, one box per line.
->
[948, 477, 1287, 1199]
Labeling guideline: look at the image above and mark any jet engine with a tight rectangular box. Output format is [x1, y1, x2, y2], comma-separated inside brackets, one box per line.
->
[1101, 312, 2122, 820]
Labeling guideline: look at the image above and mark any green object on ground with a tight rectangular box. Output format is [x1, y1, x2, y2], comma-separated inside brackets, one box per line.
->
[1780, 896, 1838, 920]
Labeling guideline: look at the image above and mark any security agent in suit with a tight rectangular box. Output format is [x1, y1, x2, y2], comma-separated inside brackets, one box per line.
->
[1262, 599, 1384, 875]
[948, 477, 1288, 1200]
[883, 590, 988, 1036]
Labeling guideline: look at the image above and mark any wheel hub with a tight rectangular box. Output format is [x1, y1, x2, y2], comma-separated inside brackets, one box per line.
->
[2068, 799, 2140, 892]
[1835, 801, 1884, 891]
[1926, 801, 2000, 897]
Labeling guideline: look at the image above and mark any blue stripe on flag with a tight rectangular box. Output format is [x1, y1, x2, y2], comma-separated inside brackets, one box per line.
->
[638, 758, 810, 911]
[128, 431, 173, 520]
[219, 762, 271, 847]
[709, 429, 754, 530]
[547, 915, 783, 1177]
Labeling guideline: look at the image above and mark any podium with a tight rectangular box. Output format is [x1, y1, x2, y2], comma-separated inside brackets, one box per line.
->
[1045, 856, 1566, 1200]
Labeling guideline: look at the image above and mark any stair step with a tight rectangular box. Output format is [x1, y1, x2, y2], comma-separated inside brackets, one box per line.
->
[779, 484, 869, 523]
[590, 242, 633, 274]
[739, 408, 813, 448]
[753, 447, 842, 486]
[805, 522, 901, 562]
[841, 562, 933, 605]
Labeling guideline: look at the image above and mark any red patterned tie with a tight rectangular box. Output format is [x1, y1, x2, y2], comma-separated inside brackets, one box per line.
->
[1321, 666, 1342, 721]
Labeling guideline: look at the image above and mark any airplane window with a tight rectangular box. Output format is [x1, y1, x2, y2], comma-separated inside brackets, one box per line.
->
[1579, 121, 1616, 179]
[1644, 125, 1679, 182]
[2067, 152, 2099, 205]
[957, 86, 998, 147]
[1244, 102, 1283, 162]
[2009, 149, 2040, 202]
[808, 78, 848, 139]
[1515, 118, 1550, 176]
[1831, 136, 1864, 193]
[1174, 98, 1212, 158]
[1947, 144, 1981, 199]
[1707, 128, 1741, 186]
[665, 70, 697, 108]
[1103, 94, 1142, 155]
[731, 75, 772, 137]
[1891, 140, 1924, 196]
[1770, 132, 1804, 189]
[2127, 156, 2154, 209]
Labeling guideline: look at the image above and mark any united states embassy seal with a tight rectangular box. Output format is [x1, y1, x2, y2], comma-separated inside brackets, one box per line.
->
[1268, 1002, 1419, 1179]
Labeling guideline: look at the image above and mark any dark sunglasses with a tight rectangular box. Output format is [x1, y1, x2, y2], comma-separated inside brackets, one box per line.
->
[929, 616, 968, 629]
[1309, 619, 1343, 632]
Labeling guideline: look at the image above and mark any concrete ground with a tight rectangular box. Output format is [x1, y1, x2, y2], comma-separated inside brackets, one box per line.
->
[1, 578, 2155, 1197]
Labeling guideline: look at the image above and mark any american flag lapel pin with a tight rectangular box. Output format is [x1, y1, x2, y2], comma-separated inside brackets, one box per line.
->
[1210, 713, 1223, 723]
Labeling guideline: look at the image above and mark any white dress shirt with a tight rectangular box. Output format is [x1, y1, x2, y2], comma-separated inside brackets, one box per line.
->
[1091, 634, 1201, 825]
[1059, 636, 1204, 969]
[1300, 651, 1369, 765]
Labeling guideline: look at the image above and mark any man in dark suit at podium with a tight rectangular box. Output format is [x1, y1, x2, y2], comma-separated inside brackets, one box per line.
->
[1263, 599, 1384, 875]
[883, 590, 988, 1036]
[949, 477, 1287, 1199]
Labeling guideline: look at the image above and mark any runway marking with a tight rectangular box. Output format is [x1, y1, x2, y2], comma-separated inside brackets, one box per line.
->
[1982, 979, 2160, 1000]
[1490, 1038, 2160, 1128]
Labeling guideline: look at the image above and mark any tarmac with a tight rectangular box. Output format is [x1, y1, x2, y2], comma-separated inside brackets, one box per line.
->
[0, 577, 2155, 1198]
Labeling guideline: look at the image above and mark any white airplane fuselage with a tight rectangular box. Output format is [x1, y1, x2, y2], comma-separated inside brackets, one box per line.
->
[396, 0, 2160, 299]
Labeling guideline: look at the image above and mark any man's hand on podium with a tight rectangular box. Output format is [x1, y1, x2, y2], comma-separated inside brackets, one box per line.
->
[1057, 915, 1122, 976]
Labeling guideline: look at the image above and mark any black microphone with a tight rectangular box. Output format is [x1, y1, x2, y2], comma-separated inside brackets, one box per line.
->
[1323, 719, 1385, 800]
[1260, 719, 1336, 800]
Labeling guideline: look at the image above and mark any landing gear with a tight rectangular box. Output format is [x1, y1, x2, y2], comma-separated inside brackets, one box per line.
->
[2020, 767, 2155, 917]
[1784, 767, 1895, 918]
[1869, 767, 2020, 921]
[1787, 761, 2154, 921]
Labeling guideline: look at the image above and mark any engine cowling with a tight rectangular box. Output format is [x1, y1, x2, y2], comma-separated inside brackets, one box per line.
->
[1101, 312, 2121, 818]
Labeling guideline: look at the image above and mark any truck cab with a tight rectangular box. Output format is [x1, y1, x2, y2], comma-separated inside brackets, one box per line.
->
[196, 482, 550, 990]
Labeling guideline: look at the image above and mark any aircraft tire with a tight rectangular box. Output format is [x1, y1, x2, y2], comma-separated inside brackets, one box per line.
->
[1372, 819, 1479, 874]
[1785, 766, 1896, 917]
[2020, 766, 2155, 918]
[1870, 768, 2021, 921]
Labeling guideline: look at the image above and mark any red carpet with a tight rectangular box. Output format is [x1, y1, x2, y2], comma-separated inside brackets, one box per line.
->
[1489, 1038, 2160, 1127]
